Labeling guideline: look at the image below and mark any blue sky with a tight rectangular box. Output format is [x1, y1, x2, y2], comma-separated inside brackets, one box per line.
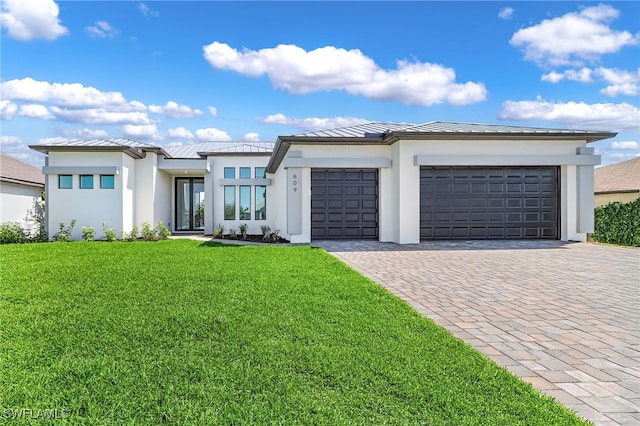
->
[1, 1, 639, 167]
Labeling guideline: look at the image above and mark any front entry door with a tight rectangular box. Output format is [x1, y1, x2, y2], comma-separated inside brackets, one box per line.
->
[176, 178, 205, 231]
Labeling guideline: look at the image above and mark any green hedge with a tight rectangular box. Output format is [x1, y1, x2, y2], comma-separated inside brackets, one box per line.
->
[592, 198, 640, 247]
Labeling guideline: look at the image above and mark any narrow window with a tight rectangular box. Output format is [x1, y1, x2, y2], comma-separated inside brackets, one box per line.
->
[255, 186, 266, 220]
[239, 186, 251, 220]
[224, 186, 236, 220]
[255, 167, 266, 179]
[59, 175, 72, 189]
[80, 175, 94, 189]
[100, 175, 115, 189]
[224, 167, 235, 179]
[239, 167, 251, 179]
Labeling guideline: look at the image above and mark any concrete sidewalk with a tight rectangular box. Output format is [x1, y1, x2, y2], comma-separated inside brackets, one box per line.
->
[316, 240, 639, 426]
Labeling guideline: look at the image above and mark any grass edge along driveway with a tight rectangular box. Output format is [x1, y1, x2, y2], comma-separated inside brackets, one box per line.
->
[1, 240, 589, 425]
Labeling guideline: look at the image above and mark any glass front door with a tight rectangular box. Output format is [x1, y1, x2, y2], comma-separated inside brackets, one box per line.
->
[176, 177, 205, 231]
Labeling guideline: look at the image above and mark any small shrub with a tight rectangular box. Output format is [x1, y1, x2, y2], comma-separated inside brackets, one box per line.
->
[0, 222, 28, 244]
[214, 224, 225, 239]
[270, 229, 281, 242]
[82, 226, 95, 241]
[229, 227, 238, 239]
[123, 225, 138, 242]
[53, 220, 76, 242]
[260, 225, 271, 241]
[156, 221, 171, 240]
[141, 222, 156, 241]
[239, 223, 248, 240]
[102, 223, 117, 242]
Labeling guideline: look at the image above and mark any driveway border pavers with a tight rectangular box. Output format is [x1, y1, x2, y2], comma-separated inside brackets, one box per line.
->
[316, 240, 639, 426]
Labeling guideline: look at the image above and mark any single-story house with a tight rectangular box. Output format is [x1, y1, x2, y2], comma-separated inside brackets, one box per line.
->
[29, 121, 615, 243]
[594, 156, 640, 207]
[0, 152, 45, 231]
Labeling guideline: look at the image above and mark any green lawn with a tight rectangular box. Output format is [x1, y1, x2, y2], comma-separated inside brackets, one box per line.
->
[1, 240, 588, 425]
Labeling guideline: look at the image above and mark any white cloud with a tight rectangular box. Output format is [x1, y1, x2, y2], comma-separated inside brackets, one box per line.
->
[260, 113, 370, 131]
[203, 42, 487, 106]
[148, 101, 203, 118]
[138, 3, 159, 17]
[0, 135, 21, 146]
[0, 100, 18, 120]
[0, 0, 68, 41]
[499, 7, 514, 20]
[195, 128, 232, 141]
[540, 67, 639, 97]
[510, 4, 638, 67]
[50, 107, 152, 125]
[71, 128, 109, 139]
[167, 126, 195, 140]
[85, 21, 119, 39]
[610, 141, 639, 150]
[243, 132, 260, 141]
[19, 103, 54, 119]
[121, 124, 161, 140]
[1, 78, 127, 108]
[207, 106, 218, 117]
[499, 99, 640, 132]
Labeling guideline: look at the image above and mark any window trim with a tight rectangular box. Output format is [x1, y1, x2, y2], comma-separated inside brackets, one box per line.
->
[223, 167, 235, 179]
[239, 167, 251, 179]
[255, 185, 267, 220]
[223, 185, 236, 220]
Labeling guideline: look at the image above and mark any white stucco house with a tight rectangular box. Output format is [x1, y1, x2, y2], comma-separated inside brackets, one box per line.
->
[29, 121, 615, 243]
[0, 153, 45, 231]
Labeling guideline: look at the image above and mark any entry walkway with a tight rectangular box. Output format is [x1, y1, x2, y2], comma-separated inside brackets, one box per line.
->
[316, 240, 639, 426]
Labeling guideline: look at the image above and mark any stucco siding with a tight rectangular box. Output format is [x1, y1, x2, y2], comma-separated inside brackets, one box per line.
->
[0, 182, 42, 225]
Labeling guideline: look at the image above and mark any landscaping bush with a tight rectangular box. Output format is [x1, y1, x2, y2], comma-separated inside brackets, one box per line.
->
[0, 222, 29, 244]
[592, 198, 640, 247]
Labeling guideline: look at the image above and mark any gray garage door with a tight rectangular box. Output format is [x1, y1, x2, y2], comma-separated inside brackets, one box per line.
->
[420, 166, 559, 240]
[311, 169, 378, 239]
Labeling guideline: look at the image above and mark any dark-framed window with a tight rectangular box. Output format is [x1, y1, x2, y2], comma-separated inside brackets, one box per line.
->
[239, 167, 251, 179]
[58, 175, 72, 189]
[100, 175, 115, 189]
[224, 167, 235, 179]
[239, 186, 251, 220]
[224, 186, 236, 220]
[255, 185, 266, 220]
[80, 175, 94, 189]
[255, 167, 266, 179]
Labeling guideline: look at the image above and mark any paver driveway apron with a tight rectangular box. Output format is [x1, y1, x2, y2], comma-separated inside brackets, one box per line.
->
[316, 240, 640, 426]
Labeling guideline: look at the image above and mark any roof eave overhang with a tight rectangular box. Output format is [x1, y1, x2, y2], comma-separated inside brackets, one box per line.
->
[384, 131, 618, 143]
[266, 136, 385, 173]
[0, 176, 45, 187]
[197, 151, 273, 158]
[28, 145, 146, 159]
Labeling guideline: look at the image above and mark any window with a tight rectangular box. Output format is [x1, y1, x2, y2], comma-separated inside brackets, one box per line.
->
[255, 186, 266, 220]
[239, 167, 251, 179]
[255, 167, 266, 179]
[80, 175, 94, 189]
[224, 186, 235, 220]
[239, 186, 251, 220]
[224, 167, 235, 179]
[59, 175, 72, 189]
[100, 175, 115, 189]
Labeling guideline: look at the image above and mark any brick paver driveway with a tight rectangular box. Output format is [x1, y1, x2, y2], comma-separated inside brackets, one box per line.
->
[316, 240, 639, 426]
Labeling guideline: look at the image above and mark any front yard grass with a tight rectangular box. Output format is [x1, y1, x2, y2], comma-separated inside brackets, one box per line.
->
[1, 240, 588, 425]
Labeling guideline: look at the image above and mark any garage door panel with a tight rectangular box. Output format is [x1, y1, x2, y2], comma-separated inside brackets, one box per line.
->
[311, 169, 378, 239]
[421, 166, 558, 240]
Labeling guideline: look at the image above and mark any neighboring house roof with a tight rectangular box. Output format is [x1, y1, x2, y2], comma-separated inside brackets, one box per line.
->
[594, 156, 640, 194]
[267, 121, 617, 172]
[0, 153, 45, 188]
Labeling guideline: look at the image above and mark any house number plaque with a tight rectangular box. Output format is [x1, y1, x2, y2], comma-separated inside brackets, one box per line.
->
[287, 168, 302, 234]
